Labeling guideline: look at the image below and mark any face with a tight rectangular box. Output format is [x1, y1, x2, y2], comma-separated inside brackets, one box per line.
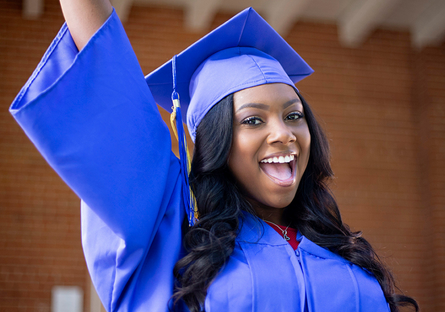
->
[228, 83, 311, 224]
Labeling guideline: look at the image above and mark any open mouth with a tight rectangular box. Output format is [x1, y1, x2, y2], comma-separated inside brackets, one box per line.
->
[259, 155, 297, 187]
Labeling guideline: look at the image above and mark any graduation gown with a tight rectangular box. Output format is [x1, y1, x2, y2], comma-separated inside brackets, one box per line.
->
[10, 10, 390, 312]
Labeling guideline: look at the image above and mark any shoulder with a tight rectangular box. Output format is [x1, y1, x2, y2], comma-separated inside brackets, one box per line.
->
[298, 234, 389, 311]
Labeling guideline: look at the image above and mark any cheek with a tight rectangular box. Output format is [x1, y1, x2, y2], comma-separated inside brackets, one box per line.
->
[228, 131, 244, 176]
[230, 129, 257, 162]
[302, 129, 311, 153]
[233, 130, 252, 150]
[297, 126, 311, 169]
[228, 129, 261, 187]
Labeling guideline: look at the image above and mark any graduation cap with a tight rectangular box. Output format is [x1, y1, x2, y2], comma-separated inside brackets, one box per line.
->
[144, 7, 313, 225]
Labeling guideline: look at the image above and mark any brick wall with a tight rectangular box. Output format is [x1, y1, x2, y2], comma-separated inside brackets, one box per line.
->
[1, 1, 87, 311]
[413, 45, 445, 311]
[1, 0, 443, 310]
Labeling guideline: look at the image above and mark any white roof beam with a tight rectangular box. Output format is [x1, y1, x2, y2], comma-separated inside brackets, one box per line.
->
[22, 0, 44, 19]
[412, 0, 445, 49]
[339, 0, 402, 47]
[111, 0, 134, 23]
[265, 0, 310, 37]
[185, 0, 221, 31]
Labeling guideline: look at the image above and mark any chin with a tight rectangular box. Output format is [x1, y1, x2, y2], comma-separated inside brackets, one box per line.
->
[271, 198, 295, 209]
[268, 188, 298, 208]
[255, 193, 296, 210]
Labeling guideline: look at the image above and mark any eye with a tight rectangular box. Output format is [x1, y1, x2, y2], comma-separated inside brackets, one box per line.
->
[285, 112, 304, 121]
[242, 116, 263, 125]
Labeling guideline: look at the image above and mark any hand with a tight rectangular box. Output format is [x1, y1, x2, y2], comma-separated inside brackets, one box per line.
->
[59, 0, 113, 50]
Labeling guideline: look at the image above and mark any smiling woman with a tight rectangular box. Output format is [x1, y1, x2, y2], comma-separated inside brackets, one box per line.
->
[9, 0, 419, 311]
[230, 84, 310, 222]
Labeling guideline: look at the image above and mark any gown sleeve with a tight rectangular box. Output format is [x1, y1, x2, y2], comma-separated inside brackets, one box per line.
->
[10, 10, 185, 312]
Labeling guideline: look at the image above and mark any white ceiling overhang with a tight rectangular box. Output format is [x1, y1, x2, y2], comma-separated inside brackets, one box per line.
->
[22, 0, 44, 19]
[338, 0, 404, 47]
[23, 0, 445, 49]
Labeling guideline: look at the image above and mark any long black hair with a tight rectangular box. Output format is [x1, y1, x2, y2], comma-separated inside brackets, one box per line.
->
[173, 92, 419, 312]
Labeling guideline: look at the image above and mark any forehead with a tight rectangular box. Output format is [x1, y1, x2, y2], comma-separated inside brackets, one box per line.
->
[233, 83, 301, 109]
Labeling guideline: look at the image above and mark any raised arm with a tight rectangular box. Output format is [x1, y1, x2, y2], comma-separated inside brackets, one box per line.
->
[10, 5, 184, 309]
[59, 0, 113, 50]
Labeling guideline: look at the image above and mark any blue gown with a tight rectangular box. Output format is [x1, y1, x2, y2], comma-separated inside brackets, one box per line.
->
[10, 10, 390, 312]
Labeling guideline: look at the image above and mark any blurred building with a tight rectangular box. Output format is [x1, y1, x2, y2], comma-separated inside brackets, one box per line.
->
[1, 0, 444, 311]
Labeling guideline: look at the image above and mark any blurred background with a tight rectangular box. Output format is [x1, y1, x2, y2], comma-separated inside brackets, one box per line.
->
[1, 0, 444, 311]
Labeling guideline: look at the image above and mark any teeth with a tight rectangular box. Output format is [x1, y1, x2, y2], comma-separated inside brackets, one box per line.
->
[261, 155, 295, 164]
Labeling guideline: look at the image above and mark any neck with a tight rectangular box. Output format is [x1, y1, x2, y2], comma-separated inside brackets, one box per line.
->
[255, 208, 288, 226]
[243, 196, 289, 225]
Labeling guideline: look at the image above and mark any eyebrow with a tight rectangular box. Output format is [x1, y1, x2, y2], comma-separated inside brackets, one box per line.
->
[282, 98, 301, 109]
[236, 98, 301, 112]
[236, 103, 269, 112]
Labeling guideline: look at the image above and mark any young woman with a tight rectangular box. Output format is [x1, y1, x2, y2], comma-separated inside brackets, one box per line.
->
[10, 0, 418, 311]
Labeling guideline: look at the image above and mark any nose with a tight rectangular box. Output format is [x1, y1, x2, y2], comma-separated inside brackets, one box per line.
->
[266, 119, 296, 145]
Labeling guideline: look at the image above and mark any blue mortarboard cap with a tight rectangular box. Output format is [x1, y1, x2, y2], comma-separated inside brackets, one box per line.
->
[145, 7, 313, 142]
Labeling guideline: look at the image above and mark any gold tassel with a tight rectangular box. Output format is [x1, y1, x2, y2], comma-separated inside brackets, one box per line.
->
[170, 98, 180, 141]
[170, 98, 198, 223]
